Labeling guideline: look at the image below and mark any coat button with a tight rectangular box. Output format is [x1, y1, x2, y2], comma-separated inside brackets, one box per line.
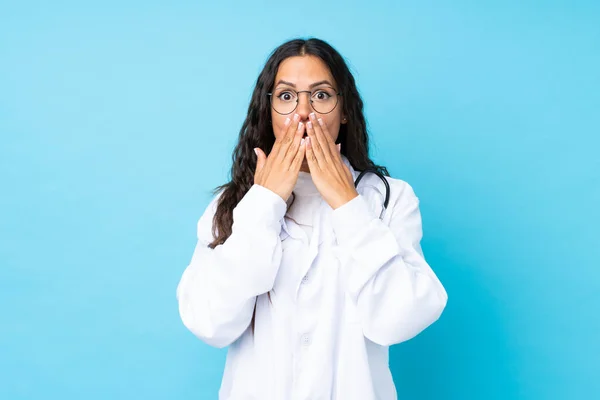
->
[301, 334, 311, 346]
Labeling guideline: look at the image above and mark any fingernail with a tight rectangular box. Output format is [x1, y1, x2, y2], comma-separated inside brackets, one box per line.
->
[318, 118, 324, 126]
[254, 148, 258, 156]
[307, 121, 312, 129]
[300, 138, 305, 146]
[293, 114, 300, 122]
[337, 143, 341, 152]
[297, 122, 304, 131]
[284, 117, 291, 126]
[309, 112, 316, 120]
[305, 137, 311, 146]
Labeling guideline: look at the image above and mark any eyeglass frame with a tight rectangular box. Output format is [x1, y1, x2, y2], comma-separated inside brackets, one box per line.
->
[266, 87, 343, 115]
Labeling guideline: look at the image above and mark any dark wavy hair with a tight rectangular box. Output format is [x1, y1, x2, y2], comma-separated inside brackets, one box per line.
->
[209, 37, 388, 250]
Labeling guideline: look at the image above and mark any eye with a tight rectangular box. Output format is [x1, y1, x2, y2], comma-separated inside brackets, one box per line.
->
[313, 90, 332, 100]
[277, 91, 296, 102]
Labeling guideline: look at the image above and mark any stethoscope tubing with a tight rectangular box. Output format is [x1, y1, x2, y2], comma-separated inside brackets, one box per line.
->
[353, 168, 390, 219]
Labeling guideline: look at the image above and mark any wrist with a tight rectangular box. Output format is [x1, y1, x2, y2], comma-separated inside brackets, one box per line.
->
[331, 190, 359, 210]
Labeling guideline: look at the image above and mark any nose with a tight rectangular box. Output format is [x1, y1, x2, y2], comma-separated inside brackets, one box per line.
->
[296, 92, 312, 122]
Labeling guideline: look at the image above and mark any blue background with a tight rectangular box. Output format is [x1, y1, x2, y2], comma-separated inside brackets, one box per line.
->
[1, 1, 598, 399]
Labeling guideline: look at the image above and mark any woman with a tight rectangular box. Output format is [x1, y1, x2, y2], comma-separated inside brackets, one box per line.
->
[176, 38, 448, 400]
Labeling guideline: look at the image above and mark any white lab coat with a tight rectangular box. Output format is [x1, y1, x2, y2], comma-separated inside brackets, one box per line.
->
[176, 156, 448, 400]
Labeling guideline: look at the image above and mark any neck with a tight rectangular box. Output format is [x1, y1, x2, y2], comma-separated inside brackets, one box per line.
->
[294, 169, 319, 196]
[300, 160, 310, 173]
[299, 154, 348, 173]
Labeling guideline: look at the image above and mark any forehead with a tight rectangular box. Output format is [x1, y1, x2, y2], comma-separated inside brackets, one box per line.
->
[274, 55, 336, 87]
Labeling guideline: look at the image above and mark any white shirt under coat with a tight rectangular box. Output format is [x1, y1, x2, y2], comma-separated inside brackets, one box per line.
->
[176, 155, 448, 400]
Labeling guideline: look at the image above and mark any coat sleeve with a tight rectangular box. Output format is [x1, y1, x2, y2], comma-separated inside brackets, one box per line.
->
[176, 184, 287, 348]
[331, 182, 448, 347]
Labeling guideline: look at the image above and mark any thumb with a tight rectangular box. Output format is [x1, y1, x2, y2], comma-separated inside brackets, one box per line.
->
[254, 148, 266, 174]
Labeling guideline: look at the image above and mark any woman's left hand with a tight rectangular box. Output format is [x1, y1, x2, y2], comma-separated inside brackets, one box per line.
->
[305, 113, 359, 209]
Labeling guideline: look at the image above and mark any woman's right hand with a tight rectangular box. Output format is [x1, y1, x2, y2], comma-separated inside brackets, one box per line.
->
[254, 114, 306, 202]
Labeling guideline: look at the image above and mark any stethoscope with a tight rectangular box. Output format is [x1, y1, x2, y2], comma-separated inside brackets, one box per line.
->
[353, 168, 390, 219]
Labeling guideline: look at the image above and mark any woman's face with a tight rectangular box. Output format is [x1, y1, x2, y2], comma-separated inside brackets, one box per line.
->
[270, 55, 346, 171]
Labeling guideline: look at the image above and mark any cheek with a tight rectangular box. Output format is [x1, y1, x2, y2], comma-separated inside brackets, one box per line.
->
[271, 112, 286, 139]
[322, 115, 341, 141]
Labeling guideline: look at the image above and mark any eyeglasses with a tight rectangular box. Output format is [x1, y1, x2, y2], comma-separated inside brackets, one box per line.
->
[267, 87, 342, 115]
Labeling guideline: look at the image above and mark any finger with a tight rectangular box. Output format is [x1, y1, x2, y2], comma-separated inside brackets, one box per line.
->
[308, 114, 334, 166]
[311, 113, 337, 156]
[254, 147, 267, 176]
[275, 114, 301, 158]
[306, 119, 327, 169]
[283, 120, 305, 165]
[337, 143, 352, 178]
[345, 165, 353, 181]
[341, 160, 353, 180]
[305, 136, 321, 173]
[290, 138, 306, 172]
[270, 116, 291, 154]
[314, 116, 347, 176]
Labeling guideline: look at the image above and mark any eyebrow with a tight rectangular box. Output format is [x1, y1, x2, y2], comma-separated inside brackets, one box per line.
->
[275, 79, 335, 89]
